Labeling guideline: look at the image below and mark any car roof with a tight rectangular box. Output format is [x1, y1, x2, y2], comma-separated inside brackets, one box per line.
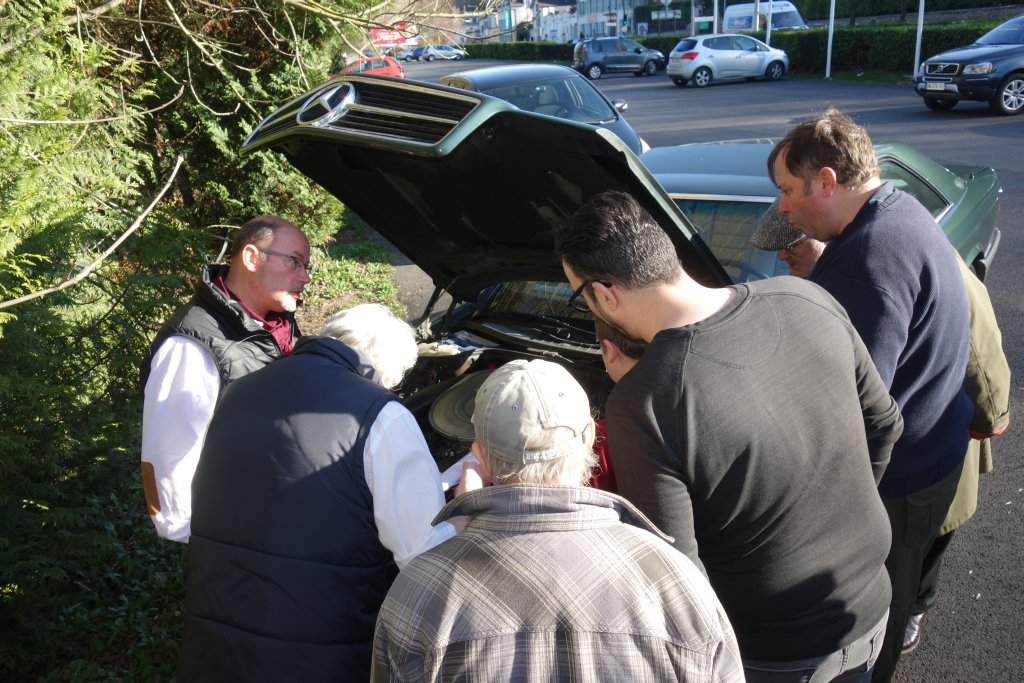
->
[241, 76, 728, 297]
[441, 63, 581, 89]
[643, 140, 779, 198]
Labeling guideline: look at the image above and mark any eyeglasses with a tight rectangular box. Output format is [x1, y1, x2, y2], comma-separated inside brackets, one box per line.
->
[566, 279, 611, 313]
[784, 234, 808, 253]
[258, 247, 313, 275]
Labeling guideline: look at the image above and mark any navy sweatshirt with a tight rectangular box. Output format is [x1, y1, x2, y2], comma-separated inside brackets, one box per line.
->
[810, 182, 971, 498]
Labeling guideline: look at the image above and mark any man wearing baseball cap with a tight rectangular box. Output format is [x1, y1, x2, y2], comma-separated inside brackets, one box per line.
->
[372, 359, 743, 682]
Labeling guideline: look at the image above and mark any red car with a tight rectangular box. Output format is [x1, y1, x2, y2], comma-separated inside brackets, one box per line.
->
[333, 56, 405, 79]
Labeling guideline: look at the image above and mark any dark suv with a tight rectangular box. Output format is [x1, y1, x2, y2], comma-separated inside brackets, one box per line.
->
[914, 15, 1024, 115]
[572, 37, 665, 80]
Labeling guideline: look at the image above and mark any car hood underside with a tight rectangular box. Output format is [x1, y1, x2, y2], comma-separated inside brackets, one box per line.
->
[241, 75, 728, 300]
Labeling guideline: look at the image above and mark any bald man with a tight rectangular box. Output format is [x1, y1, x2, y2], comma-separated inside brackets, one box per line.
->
[140, 216, 311, 542]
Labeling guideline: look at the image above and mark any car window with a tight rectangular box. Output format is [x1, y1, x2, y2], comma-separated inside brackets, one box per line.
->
[480, 76, 615, 123]
[977, 18, 1024, 45]
[732, 35, 757, 51]
[484, 281, 592, 321]
[879, 159, 950, 220]
[706, 37, 732, 51]
[674, 39, 698, 51]
[597, 39, 615, 52]
[671, 198, 784, 281]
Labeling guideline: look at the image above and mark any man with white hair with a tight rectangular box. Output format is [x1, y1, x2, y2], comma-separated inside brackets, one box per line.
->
[373, 358, 744, 682]
[178, 303, 462, 681]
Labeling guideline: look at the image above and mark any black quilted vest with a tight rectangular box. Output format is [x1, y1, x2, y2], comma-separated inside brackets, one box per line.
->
[140, 264, 297, 393]
[178, 337, 400, 681]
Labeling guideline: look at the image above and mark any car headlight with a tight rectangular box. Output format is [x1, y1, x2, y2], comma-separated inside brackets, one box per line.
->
[963, 62, 994, 75]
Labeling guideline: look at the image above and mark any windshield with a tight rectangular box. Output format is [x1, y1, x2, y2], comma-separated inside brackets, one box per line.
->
[977, 18, 1024, 45]
[769, 10, 804, 28]
[479, 75, 616, 124]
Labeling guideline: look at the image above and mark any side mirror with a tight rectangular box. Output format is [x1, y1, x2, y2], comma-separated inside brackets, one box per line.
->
[613, 100, 628, 112]
[635, 47, 643, 54]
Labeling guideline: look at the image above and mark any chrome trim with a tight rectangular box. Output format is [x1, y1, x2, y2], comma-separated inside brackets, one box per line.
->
[667, 192, 775, 203]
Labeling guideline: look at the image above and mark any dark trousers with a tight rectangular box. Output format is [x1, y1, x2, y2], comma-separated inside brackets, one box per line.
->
[871, 460, 964, 683]
[912, 529, 956, 615]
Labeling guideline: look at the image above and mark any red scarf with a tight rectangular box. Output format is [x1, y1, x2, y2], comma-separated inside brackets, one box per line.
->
[214, 269, 295, 355]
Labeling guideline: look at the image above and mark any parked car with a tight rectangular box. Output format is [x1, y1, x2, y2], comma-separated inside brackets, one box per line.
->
[640, 140, 1002, 282]
[239, 76, 1001, 461]
[439, 64, 648, 154]
[667, 33, 788, 87]
[914, 14, 1024, 115]
[334, 56, 405, 79]
[572, 37, 666, 80]
[422, 44, 467, 61]
[399, 46, 426, 62]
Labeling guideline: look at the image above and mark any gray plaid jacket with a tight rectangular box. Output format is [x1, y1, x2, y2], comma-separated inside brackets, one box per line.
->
[373, 484, 744, 682]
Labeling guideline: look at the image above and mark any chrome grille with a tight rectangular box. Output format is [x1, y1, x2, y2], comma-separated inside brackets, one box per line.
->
[925, 63, 960, 76]
[244, 78, 480, 149]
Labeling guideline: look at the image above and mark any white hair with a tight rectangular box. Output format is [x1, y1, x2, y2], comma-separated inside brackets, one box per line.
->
[487, 423, 598, 486]
[318, 303, 417, 389]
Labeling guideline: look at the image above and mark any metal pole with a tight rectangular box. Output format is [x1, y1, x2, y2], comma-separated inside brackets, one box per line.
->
[913, 0, 927, 75]
[766, 1, 773, 44]
[826, 0, 836, 78]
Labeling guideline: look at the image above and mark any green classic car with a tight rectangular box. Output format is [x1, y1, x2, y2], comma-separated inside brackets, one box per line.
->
[241, 76, 1002, 448]
[641, 139, 1003, 283]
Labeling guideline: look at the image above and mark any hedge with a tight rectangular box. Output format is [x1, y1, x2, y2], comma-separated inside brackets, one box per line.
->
[469, 19, 1005, 74]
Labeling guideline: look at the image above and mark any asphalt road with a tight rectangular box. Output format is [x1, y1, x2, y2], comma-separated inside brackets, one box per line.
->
[397, 59, 1024, 681]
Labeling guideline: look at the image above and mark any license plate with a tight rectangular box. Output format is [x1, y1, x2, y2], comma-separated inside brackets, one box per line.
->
[926, 82, 947, 91]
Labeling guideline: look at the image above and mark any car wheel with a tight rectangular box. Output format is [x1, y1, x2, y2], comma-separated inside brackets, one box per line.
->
[989, 73, 1024, 115]
[692, 66, 712, 88]
[672, 77, 686, 87]
[924, 97, 957, 112]
[765, 61, 785, 81]
[587, 63, 604, 80]
[644, 60, 658, 76]
[426, 54, 435, 62]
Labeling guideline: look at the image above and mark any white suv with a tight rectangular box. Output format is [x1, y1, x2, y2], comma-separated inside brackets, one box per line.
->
[667, 33, 788, 88]
[423, 44, 468, 61]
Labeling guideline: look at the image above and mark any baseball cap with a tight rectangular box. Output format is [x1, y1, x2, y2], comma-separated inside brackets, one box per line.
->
[471, 359, 593, 465]
[750, 200, 803, 250]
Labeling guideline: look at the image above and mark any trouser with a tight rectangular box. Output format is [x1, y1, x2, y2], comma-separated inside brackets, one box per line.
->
[912, 528, 956, 615]
[743, 611, 888, 683]
[871, 460, 964, 683]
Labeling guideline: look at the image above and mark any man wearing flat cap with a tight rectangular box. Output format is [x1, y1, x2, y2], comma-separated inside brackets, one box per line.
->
[750, 200, 826, 278]
[372, 358, 744, 682]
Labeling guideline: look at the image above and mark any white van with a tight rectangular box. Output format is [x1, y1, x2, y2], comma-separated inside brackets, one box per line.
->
[723, 1, 809, 32]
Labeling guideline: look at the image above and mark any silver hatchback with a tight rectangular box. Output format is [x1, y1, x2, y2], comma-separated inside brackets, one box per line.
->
[667, 33, 788, 88]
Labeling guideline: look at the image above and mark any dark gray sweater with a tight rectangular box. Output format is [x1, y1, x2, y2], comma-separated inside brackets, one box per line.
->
[607, 276, 902, 662]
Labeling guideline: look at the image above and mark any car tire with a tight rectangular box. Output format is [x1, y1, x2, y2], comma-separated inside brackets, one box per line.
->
[587, 63, 604, 80]
[765, 61, 785, 81]
[924, 97, 957, 112]
[692, 66, 712, 88]
[989, 73, 1024, 115]
[672, 77, 686, 87]
[426, 54, 435, 62]
[644, 60, 658, 76]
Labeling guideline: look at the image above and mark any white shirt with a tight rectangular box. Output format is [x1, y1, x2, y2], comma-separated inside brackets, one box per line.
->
[141, 337, 454, 568]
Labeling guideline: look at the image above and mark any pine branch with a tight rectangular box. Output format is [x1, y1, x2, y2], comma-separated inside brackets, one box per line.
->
[0, 156, 185, 312]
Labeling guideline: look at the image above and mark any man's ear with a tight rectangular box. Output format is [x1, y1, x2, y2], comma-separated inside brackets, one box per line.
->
[600, 338, 621, 367]
[470, 440, 492, 479]
[590, 281, 620, 312]
[819, 167, 839, 197]
[239, 244, 262, 272]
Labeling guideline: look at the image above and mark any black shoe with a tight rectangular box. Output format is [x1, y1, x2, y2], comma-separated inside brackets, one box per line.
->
[901, 613, 925, 654]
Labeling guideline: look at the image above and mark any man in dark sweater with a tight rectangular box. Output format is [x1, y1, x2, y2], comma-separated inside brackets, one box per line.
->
[769, 108, 972, 682]
[555, 190, 903, 682]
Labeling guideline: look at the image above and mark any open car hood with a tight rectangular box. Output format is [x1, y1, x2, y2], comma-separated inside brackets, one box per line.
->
[241, 75, 728, 301]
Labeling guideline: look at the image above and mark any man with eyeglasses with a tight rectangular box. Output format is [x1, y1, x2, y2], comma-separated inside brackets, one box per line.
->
[555, 190, 903, 682]
[140, 215, 311, 542]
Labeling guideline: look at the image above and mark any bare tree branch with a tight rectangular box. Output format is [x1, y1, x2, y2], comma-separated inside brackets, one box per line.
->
[59, 0, 128, 25]
[0, 156, 186, 312]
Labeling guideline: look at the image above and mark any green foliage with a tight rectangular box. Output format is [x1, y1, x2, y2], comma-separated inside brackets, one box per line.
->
[799, 0, 1016, 21]
[0, 0, 379, 678]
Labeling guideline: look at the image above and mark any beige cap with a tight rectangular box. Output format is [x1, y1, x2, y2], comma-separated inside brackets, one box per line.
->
[471, 359, 592, 465]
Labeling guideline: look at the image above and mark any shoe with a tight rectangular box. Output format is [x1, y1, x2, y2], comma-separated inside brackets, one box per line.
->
[902, 613, 926, 654]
